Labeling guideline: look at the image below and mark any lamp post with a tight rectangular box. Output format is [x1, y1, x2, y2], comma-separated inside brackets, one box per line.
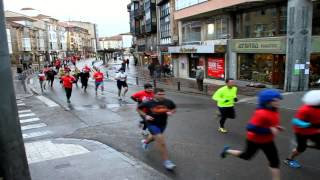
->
[0, 0, 32, 179]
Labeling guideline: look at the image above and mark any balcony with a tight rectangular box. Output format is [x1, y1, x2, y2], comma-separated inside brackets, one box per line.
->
[134, 6, 144, 19]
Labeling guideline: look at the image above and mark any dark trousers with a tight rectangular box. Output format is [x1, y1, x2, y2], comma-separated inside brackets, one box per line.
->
[239, 140, 280, 168]
[65, 88, 72, 100]
[218, 107, 235, 128]
[196, 79, 203, 91]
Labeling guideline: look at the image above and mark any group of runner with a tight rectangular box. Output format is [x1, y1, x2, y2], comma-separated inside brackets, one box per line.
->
[213, 79, 320, 180]
[38, 60, 320, 177]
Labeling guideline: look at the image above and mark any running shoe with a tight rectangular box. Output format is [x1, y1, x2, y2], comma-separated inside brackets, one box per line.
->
[141, 139, 148, 151]
[163, 160, 176, 170]
[218, 127, 228, 133]
[220, 145, 230, 158]
[67, 99, 71, 103]
[284, 159, 302, 168]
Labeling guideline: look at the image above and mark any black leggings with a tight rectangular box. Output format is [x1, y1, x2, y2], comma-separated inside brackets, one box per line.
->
[139, 115, 147, 130]
[65, 88, 72, 100]
[296, 133, 320, 153]
[239, 140, 280, 168]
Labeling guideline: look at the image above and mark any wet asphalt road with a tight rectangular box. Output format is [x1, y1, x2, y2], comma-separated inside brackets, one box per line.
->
[35, 60, 320, 180]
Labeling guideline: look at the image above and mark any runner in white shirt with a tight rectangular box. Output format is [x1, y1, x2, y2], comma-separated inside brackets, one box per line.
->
[115, 68, 128, 100]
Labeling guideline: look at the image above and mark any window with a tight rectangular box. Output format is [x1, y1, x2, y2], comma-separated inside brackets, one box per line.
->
[182, 21, 201, 43]
[235, 5, 287, 38]
[175, 0, 208, 10]
[313, 1, 320, 35]
[205, 16, 229, 40]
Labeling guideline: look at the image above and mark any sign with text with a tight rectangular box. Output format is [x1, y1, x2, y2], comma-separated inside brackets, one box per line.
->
[207, 57, 225, 79]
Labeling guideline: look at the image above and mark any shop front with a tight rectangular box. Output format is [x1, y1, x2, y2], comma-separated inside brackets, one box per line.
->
[311, 36, 320, 88]
[230, 38, 287, 89]
[169, 44, 226, 79]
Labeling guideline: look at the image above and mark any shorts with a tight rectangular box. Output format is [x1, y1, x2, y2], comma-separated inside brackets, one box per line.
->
[295, 133, 320, 153]
[147, 125, 166, 135]
[95, 81, 104, 88]
[117, 81, 128, 90]
[239, 140, 279, 168]
[219, 107, 235, 119]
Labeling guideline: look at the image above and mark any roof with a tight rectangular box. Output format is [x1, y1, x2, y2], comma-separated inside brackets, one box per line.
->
[5, 10, 37, 22]
[99, 35, 123, 41]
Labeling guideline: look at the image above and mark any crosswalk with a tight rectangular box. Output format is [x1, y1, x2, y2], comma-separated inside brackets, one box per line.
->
[17, 99, 53, 140]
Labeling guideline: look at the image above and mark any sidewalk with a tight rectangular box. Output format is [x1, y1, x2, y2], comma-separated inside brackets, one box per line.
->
[27, 138, 171, 180]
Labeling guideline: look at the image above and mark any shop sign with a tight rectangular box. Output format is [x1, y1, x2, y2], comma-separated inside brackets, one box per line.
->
[207, 57, 225, 79]
[159, 46, 169, 52]
[169, 45, 215, 54]
[232, 38, 286, 53]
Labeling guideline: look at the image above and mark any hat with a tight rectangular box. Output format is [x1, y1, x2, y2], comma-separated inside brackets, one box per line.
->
[258, 89, 282, 107]
[302, 90, 320, 106]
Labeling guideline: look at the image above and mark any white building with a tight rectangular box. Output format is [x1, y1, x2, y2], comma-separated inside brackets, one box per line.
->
[99, 35, 123, 49]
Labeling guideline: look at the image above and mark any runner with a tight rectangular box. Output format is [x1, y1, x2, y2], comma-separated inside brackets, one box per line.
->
[38, 71, 46, 92]
[46, 66, 57, 87]
[284, 90, 320, 168]
[138, 88, 177, 170]
[79, 67, 90, 92]
[71, 67, 81, 87]
[220, 89, 283, 180]
[55, 59, 61, 72]
[61, 71, 76, 103]
[212, 78, 238, 133]
[93, 68, 104, 96]
[115, 68, 128, 100]
[58, 67, 65, 85]
[131, 83, 154, 135]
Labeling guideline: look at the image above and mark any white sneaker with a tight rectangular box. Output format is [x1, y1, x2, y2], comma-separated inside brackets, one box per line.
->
[163, 160, 176, 170]
[118, 96, 122, 100]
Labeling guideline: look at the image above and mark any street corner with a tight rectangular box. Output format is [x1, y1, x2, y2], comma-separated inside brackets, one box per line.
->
[28, 138, 172, 180]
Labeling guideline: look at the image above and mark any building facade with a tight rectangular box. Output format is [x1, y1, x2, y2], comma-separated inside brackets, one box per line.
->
[168, 0, 320, 91]
[99, 35, 123, 49]
[129, 0, 158, 66]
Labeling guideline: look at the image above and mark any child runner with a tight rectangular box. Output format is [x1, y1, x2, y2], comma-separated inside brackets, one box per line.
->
[138, 88, 177, 170]
[131, 83, 154, 135]
[38, 71, 46, 92]
[284, 90, 320, 168]
[220, 89, 283, 180]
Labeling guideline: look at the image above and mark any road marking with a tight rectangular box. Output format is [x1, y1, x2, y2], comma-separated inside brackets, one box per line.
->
[25, 140, 89, 164]
[23, 130, 52, 139]
[20, 118, 40, 124]
[36, 96, 59, 107]
[19, 113, 36, 118]
[21, 123, 47, 130]
[18, 109, 32, 113]
[17, 103, 26, 106]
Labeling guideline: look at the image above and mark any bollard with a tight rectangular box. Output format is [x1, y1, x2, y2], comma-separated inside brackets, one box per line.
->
[136, 77, 139, 85]
[177, 81, 181, 91]
[153, 79, 157, 88]
[204, 85, 208, 95]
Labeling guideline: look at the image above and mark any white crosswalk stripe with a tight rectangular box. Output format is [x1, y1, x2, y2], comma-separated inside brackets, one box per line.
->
[20, 118, 40, 124]
[18, 109, 32, 113]
[19, 113, 36, 118]
[23, 130, 53, 139]
[21, 123, 47, 131]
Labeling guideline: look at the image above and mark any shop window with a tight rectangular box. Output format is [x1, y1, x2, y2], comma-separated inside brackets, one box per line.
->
[310, 54, 320, 87]
[238, 54, 285, 86]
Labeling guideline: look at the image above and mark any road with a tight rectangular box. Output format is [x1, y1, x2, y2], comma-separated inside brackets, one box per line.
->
[29, 59, 320, 180]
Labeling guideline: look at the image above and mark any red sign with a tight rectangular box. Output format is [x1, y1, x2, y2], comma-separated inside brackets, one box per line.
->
[207, 57, 225, 79]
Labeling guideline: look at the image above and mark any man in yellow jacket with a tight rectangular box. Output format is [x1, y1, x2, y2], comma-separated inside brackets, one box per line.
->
[212, 78, 238, 133]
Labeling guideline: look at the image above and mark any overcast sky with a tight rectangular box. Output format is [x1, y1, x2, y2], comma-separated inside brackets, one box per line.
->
[3, 0, 131, 37]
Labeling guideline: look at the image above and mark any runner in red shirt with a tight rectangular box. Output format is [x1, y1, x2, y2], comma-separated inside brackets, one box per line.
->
[284, 90, 320, 168]
[220, 89, 283, 180]
[131, 83, 154, 135]
[61, 71, 76, 103]
[93, 69, 104, 95]
[55, 59, 61, 71]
